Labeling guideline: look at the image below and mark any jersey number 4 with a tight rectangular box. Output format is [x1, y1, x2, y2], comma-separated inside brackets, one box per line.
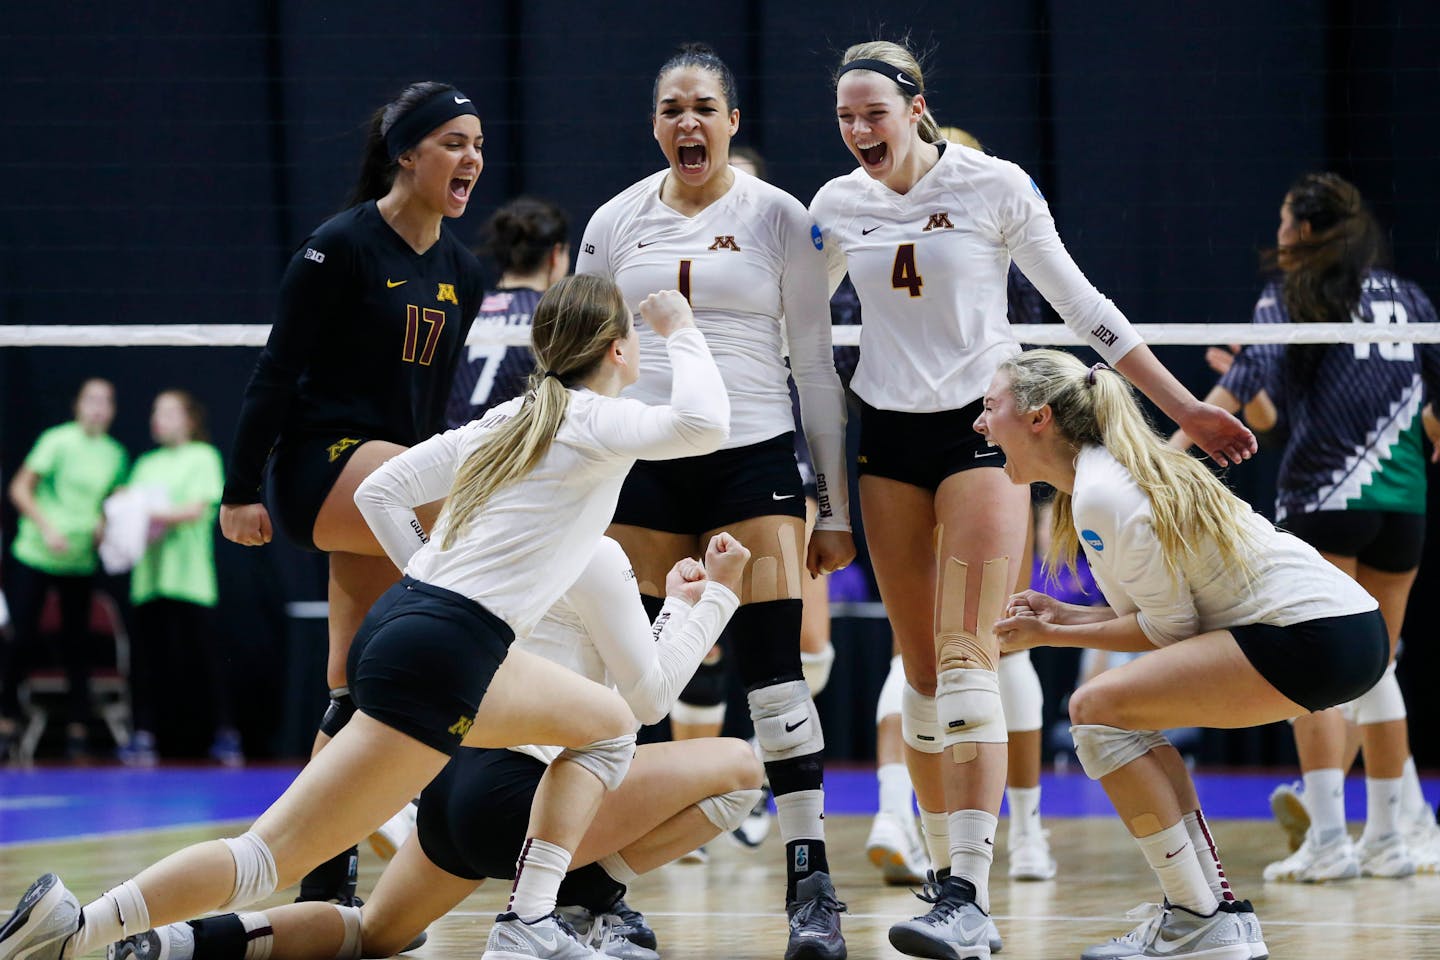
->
[891, 244, 923, 298]
[403, 305, 446, 366]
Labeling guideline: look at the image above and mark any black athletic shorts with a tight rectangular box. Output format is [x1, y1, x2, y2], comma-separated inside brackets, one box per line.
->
[856, 397, 1002, 491]
[1280, 509, 1425, 573]
[1232, 609, 1389, 712]
[416, 746, 544, 881]
[612, 433, 806, 534]
[348, 577, 513, 755]
[266, 431, 371, 552]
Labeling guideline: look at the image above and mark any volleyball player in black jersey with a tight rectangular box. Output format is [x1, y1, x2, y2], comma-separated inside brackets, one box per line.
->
[218, 81, 484, 902]
[445, 196, 570, 428]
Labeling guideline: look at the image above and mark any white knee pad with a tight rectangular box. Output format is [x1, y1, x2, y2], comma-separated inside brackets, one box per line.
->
[900, 682, 942, 754]
[670, 701, 727, 726]
[698, 787, 765, 831]
[1071, 724, 1169, 780]
[748, 679, 825, 762]
[935, 668, 1007, 760]
[1341, 661, 1406, 725]
[219, 831, 279, 911]
[876, 654, 905, 724]
[332, 904, 363, 960]
[801, 644, 836, 696]
[558, 733, 636, 791]
[999, 650, 1044, 733]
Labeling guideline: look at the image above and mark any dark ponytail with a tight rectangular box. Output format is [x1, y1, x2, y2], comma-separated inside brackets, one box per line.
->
[484, 197, 570, 277]
[346, 80, 458, 208]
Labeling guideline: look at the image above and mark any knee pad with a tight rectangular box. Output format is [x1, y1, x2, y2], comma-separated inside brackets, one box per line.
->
[558, 733, 636, 791]
[999, 650, 1044, 733]
[698, 787, 765, 831]
[1343, 661, 1406, 725]
[747, 679, 824, 763]
[319, 687, 355, 739]
[934, 547, 1008, 674]
[900, 682, 942, 754]
[100, 881, 150, 939]
[800, 644, 835, 696]
[332, 904, 363, 960]
[1071, 724, 1169, 781]
[219, 831, 279, 911]
[876, 654, 906, 724]
[936, 668, 1007, 761]
[728, 599, 804, 689]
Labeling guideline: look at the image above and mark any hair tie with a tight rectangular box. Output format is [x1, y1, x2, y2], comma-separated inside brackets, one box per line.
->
[542, 370, 562, 381]
[1086, 362, 1110, 386]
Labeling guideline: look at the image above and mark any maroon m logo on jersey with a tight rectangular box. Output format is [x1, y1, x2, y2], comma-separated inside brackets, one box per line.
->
[923, 213, 955, 232]
[708, 235, 742, 251]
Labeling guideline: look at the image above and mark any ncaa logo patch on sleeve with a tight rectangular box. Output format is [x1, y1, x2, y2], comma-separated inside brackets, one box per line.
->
[1081, 529, 1104, 552]
[810, 224, 824, 250]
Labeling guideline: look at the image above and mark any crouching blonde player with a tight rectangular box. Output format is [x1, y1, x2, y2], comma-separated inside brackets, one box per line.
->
[979, 350, 1388, 960]
[109, 534, 761, 960]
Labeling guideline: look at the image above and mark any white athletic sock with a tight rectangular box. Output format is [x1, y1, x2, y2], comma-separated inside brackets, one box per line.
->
[878, 763, 913, 819]
[1400, 757, 1433, 826]
[774, 788, 825, 842]
[1303, 768, 1347, 844]
[1136, 821, 1217, 916]
[919, 807, 950, 869]
[1006, 785, 1042, 840]
[948, 810, 997, 914]
[1182, 810, 1235, 902]
[74, 881, 150, 956]
[598, 852, 638, 884]
[508, 838, 572, 922]
[240, 912, 274, 960]
[1361, 777, 1404, 843]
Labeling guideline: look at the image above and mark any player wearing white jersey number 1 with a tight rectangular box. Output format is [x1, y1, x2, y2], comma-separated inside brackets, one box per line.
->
[808, 39, 1256, 960]
[575, 42, 853, 960]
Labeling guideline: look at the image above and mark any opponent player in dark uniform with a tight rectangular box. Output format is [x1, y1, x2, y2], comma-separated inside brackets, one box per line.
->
[1193, 173, 1440, 879]
[217, 81, 484, 903]
[446, 196, 571, 428]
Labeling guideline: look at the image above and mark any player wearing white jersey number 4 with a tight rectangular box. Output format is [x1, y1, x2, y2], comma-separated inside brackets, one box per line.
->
[809, 39, 1255, 960]
[576, 42, 853, 960]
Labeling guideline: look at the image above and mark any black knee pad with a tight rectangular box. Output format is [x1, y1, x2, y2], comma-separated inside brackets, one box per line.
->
[678, 655, 727, 707]
[297, 846, 359, 904]
[557, 862, 627, 913]
[766, 752, 825, 797]
[319, 687, 355, 739]
[188, 914, 248, 960]
[728, 600, 804, 690]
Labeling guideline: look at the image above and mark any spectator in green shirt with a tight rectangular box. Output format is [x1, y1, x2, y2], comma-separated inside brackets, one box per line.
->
[2, 378, 128, 760]
[121, 390, 239, 766]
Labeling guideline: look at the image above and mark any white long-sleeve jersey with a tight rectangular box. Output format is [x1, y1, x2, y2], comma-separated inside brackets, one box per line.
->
[511, 536, 740, 765]
[809, 142, 1145, 413]
[576, 167, 850, 530]
[354, 327, 728, 637]
[1072, 445, 1376, 648]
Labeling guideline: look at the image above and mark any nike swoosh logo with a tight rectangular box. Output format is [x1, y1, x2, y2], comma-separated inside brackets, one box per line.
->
[784, 717, 808, 732]
[896, 71, 915, 87]
[637, 239, 660, 248]
[387, 279, 408, 288]
[973, 450, 1000, 459]
[772, 492, 797, 500]
[984, 837, 993, 845]
[1164, 845, 1187, 859]
[861, 225, 882, 235]
[453, 96, 471, 104]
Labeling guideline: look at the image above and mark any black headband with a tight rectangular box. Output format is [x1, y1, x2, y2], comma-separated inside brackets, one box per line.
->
[836, 58, 921, 95]
[385, 88, 480, 160]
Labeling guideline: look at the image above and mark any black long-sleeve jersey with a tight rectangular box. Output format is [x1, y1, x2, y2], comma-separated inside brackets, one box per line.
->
[223, 202, 483, 503]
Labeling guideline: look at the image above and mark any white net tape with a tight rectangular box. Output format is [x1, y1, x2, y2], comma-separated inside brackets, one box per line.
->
[0, 321, 1435, 348]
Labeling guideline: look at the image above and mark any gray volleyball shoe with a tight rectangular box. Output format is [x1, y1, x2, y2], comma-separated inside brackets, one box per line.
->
[481, 912, 603, 960]
[0, 874, 81, 960]
[888, 872, 993, 960]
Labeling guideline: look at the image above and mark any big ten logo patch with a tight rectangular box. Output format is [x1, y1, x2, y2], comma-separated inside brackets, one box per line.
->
[708, 235, 742, 252]
[304, 247, 326, 263]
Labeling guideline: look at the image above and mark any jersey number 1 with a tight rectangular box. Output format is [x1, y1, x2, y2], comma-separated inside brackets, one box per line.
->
[403, 305, 446, 366]
[892, 244, 923, 298]
[678, 260, 693, 303]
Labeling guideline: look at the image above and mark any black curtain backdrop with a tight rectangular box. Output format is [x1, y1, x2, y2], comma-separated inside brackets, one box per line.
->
[2, 2, 1438, 762]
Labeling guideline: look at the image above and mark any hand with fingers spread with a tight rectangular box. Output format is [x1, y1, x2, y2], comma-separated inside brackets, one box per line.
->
[703, 531, 751, 596]
[665, 556, 709, 606]
[220, 502, 273, 547]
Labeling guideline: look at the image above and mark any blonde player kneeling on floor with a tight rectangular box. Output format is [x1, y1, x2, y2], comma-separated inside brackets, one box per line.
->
[109, 533, 761, 960]
[980, 350, 1390, 960]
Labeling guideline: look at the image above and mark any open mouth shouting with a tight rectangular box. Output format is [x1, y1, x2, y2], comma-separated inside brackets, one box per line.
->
[856, 138, 888, 168]
[449, 175, 474, 204]
[676, 140, 708, 174]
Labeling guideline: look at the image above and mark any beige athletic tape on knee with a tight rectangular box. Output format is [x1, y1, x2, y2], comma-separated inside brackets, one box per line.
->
[801, 644, 835, 695]
[1341, 661, 1406, 725]
[933, 549, 1007, 674]
[1071, 724, 1170, 781]
[778, 523, 802, 599]
[901, 682, 943, 754]
[558, 733, 636, 791]
[219, 832, 279, 910]
[699, 787, 765, 831]
[332, 904, 363, 960]
[999, 649, 1044, 733]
